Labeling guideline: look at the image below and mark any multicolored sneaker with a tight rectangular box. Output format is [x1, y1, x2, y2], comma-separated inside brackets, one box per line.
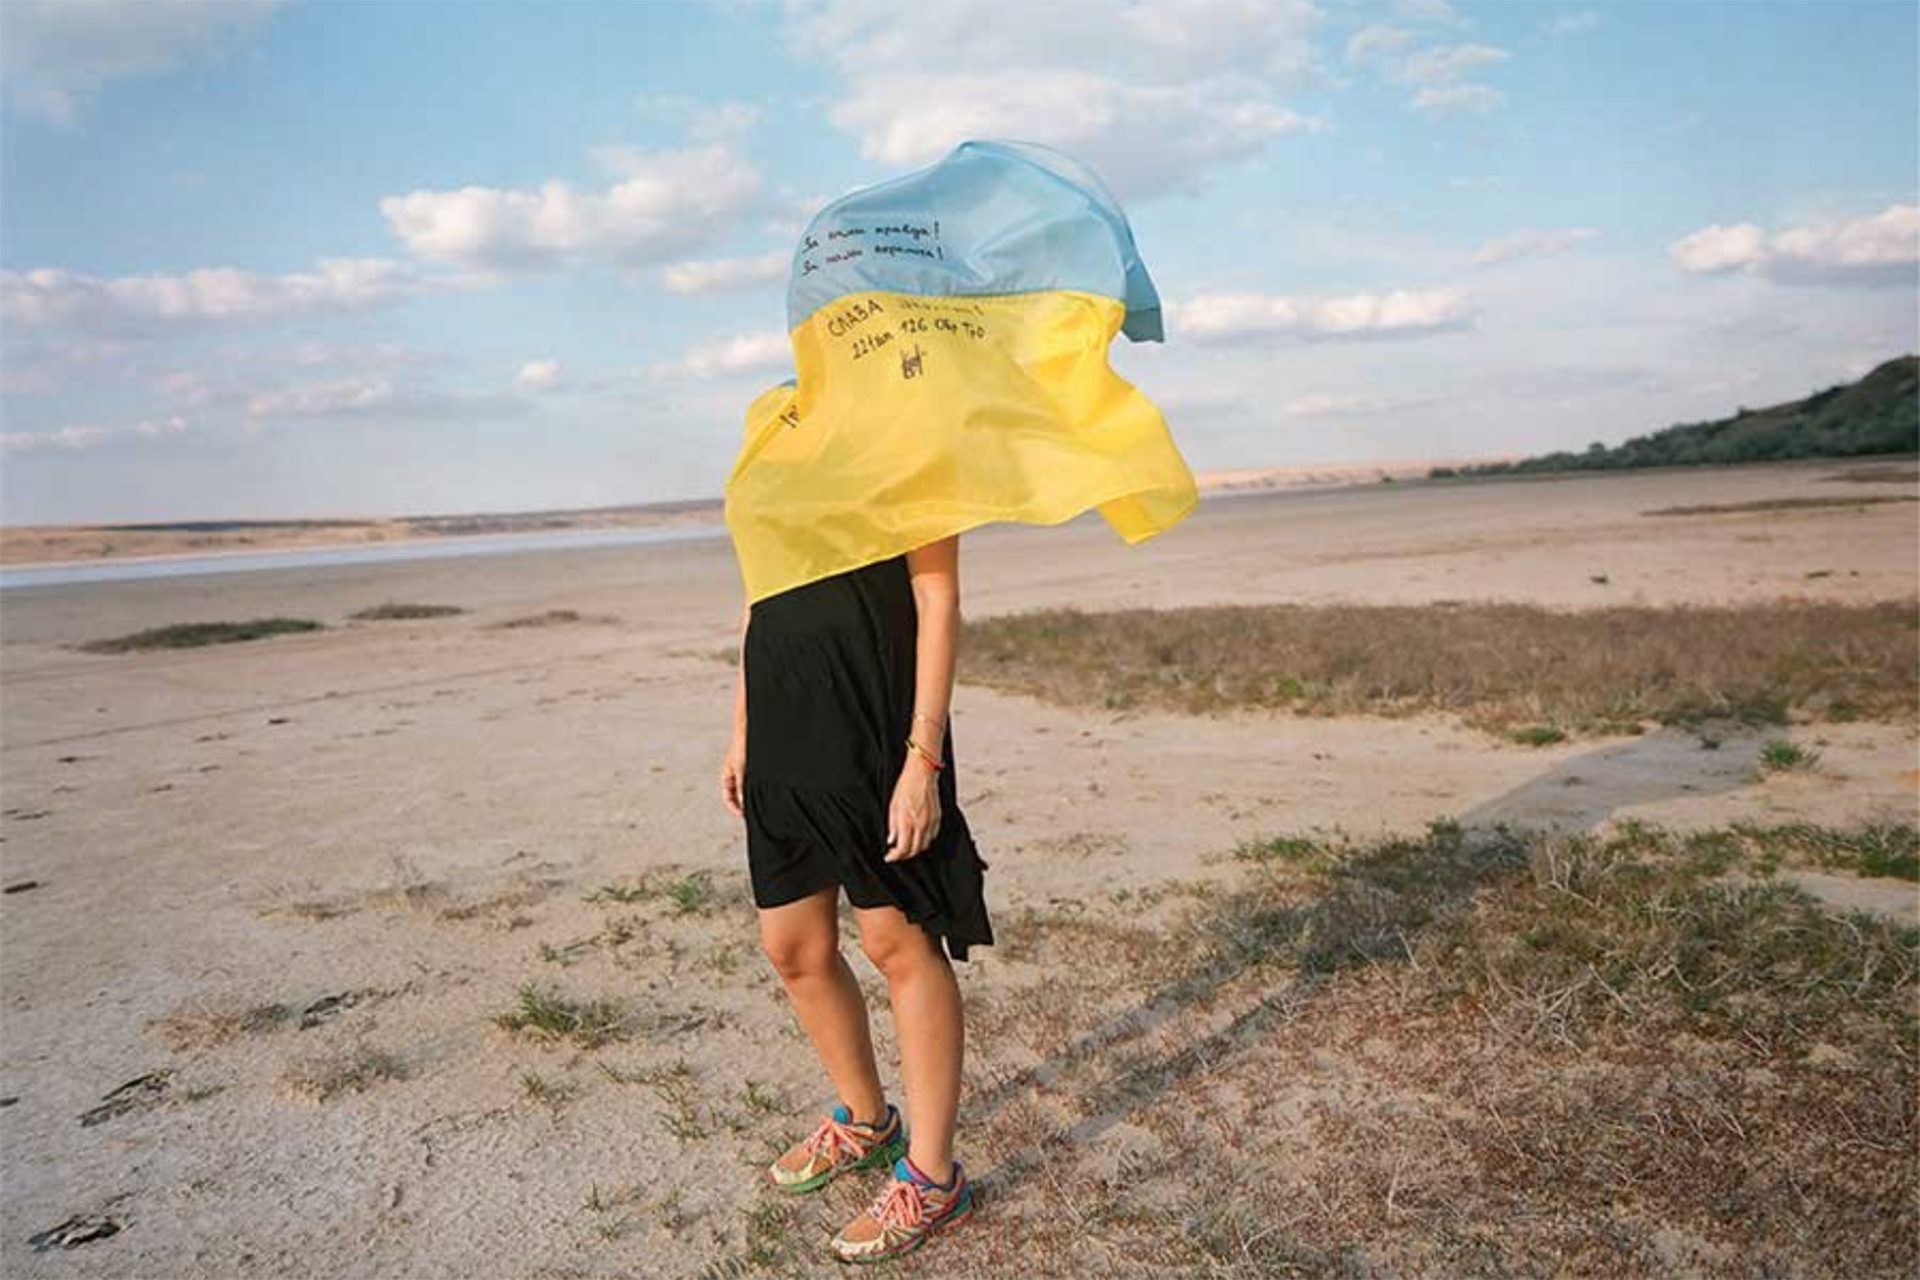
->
[828, 1154, 975, 1263]
[766, 1103, 905, 1194]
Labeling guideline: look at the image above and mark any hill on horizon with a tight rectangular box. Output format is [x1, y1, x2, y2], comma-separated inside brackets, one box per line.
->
[1432, 354, 1919, 479]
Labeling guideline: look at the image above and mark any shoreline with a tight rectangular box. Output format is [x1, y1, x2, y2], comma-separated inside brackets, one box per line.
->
[5, 452, 1908, 574]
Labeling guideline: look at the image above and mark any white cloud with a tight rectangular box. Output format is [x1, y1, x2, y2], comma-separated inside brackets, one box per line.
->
[1411, 83, 1504, 115]
[655, 330, 792, 379]
[515, 359, 565, 393]
[259, 340, 445, 372]
[244, 376, 530, 423]
[0, 0, 282, 125]
[660, 251, 789, 295]
[1670, 204, 1918, 287]
[379, 142, 763, 273]
[1398, 42, 1508, 86]
[785, 0, 1330, 199]
[1669, 223, 1769, 275]
[1344, 23, 1416, 63]
[247, 379, 395, 419]
[1543, 9, 1602, 37]
[1471, 227, 1600, 265]
[1284, 391, 1434, 417]
[1345, 25, 1510, 116]
[1168, 287, 1476, 342]
[0, 258, 450, 335]
[791, 0, 1325, 79]
[2, 413, 189, 454]
[1390, 0, 1465, 24]
[825, 69, 1325, 199]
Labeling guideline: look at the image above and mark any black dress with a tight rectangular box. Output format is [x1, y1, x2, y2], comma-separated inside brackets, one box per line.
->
[742, 552, 994, 962]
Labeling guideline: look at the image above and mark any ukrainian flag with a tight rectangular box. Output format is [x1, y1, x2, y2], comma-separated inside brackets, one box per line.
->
[724, 138, 1200, 605]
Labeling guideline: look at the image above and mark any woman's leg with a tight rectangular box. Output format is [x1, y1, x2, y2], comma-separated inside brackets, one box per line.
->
[756, 884, 888, 1124]
[853, 905, 963, 1183]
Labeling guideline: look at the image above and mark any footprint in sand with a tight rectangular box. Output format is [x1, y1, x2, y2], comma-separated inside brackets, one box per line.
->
[77, 1070, 174, 1128]
[28, 1213, 123, 1252]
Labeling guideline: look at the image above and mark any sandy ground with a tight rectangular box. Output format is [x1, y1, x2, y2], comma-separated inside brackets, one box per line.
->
[2, 457, 1915, 1278]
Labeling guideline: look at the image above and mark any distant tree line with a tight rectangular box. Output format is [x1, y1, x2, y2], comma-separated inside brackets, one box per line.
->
[1431, 354, 1919, 479]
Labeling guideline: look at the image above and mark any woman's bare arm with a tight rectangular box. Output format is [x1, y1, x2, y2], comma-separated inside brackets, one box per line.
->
[734, 600, 749, 740]
[886, 535, 959, 860]
[904, 535, 960, 758]
[721, 599, 750, 818]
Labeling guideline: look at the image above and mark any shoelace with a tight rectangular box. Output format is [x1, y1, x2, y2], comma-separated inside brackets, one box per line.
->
[799, 1114, 873, 1169]
[871, 1177, 927, 1230]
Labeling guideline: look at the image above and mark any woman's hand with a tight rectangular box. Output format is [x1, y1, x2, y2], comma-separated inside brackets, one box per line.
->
[724, 600, 749, 819]
[884, 753, 942, 861]
[720, 728, 747, 819]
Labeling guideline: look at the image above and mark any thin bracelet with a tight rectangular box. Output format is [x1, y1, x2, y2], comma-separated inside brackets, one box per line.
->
[911, 710, 945, 732]
[905, 736, 945, 770]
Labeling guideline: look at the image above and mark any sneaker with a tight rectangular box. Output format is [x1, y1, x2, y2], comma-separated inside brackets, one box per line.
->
[829, 1154, 975, 1263]
[766, 1103, 905, 1194]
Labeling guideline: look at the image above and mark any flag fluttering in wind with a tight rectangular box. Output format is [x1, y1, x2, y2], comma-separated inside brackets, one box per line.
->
[723, 137, 1199, 604]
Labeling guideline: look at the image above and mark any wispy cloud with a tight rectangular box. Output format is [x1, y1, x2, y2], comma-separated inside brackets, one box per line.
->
[1471, 227, 1601, 266]
[0, 0, 283, 125]
[2, 413, 189, 454]
[659, 251, 788, 295]
[1168, 287, 1477, 342]
[1344, 18, 1510, 116]
[1542, 9, 1602, 38]
[653, 330, 792, 379]
[0, 258, 464, 336]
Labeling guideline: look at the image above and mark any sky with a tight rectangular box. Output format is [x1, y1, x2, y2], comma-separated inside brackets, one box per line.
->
[1, 0, 1915, 525]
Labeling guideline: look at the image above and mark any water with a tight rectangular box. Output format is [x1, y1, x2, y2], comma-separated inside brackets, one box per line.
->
[0, 523, 731, 591]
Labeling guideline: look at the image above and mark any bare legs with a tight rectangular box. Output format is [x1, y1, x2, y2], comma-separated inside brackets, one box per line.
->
[755, 887, 964, 1184]
[757, 886, 888, 1126]
[852, 903, 963, 1185]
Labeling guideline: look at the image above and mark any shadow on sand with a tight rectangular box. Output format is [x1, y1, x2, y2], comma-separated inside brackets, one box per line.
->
[962, 723, 1771, 1208]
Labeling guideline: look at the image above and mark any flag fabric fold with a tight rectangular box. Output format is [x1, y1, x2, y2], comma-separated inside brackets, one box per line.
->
[724, 137, 1199, 604]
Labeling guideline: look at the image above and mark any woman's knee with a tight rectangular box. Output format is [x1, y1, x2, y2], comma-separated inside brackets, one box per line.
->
[757, 890, 839, 981]
[855, 910, 936, 976]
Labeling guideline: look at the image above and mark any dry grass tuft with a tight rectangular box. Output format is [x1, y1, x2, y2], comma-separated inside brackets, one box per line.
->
[1643, 494, 1918, 515]
[920, 818, 1917, 1277]
[74, 617, 323, 653]
[279, 1041, 405, 1104]
[1821, 463, 1920, 483]
[962, 599, 1918, 737]
[348, 602, 465, 620]
[148, 998, 290, 1051]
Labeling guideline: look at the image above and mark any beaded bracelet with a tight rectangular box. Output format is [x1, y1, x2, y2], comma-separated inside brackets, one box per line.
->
[905, 736, 945, 770]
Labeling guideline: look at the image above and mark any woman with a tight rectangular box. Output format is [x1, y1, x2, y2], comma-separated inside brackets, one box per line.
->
[719, 531, 987, 1263]
[716, 136, 1197, 1264]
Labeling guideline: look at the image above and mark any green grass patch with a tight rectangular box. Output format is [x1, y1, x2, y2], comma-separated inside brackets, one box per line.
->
[493, 984, 630, 1050]
[1726, 819, 1920, 881]
[1759, 738, 1821, 771]
[663, 871, 716, 915]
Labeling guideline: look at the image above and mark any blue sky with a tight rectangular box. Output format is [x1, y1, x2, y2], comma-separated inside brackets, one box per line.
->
[2, 0, 1915, 524]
